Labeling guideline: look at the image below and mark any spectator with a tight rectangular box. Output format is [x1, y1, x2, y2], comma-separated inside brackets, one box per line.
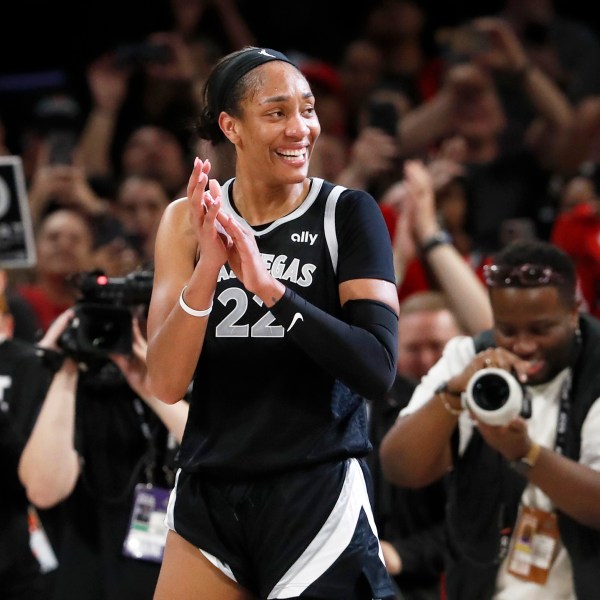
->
[387, 159, 492, 333]
[18, 311, 189, 600]
[380, 239, 600, 599]
[551, 174, 600, 316]
[75, 54, 194, 198]
[112, 174, 171, 268]
[369, 291, 466, 600]
[337, 83, 413, 200]
[75, 0, 256, 195]
[16, 208, 95, 335]
[297, 56, 347, 138]
[337, 38, 386, 140]
[167, 0, 256, 50]
[364, 0, 445, 105]
[117, 124, 192, 199]
[500, 0, 600, 104]
[368, 161, 492, 600]
[16, 94, 83, 184]
[0, 274, 58, 599]
[395, 17, 574, 251]
[90, 234, 144, 280]
[26, 163, 114, 230]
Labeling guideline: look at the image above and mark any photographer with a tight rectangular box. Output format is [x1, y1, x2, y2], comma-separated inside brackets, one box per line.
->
[380, 240, 600, 600]
[18, 302, 189, 600]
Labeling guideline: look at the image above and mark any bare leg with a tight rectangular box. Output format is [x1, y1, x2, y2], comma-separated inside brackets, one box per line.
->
[154, 530, 255, 600]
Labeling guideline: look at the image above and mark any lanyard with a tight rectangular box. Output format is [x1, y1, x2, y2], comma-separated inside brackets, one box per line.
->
[132, 397, 156, 485]
[553, 371, 572, 456]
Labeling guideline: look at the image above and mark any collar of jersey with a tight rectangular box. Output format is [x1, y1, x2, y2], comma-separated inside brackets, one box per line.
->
[221, 177, 324, 237]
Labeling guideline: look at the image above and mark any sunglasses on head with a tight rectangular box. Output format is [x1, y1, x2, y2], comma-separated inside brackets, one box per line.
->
[483, 263, 565, 287]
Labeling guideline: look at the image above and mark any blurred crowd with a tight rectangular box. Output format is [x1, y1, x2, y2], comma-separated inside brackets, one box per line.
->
[3, 0, 600, 599]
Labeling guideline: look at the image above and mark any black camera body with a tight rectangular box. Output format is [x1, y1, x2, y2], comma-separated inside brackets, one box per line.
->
[58, 270, 153, 364]
[463, 367, 531, 426]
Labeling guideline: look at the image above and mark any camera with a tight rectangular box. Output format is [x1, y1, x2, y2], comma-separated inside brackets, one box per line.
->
[463, 367, 531, 426]
[58, 270, 153, 364]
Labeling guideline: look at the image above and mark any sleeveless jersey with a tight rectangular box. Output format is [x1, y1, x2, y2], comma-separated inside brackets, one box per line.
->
[177, 177, 395, 478]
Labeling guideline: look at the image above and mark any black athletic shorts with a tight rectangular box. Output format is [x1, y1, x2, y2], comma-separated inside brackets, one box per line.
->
[166, 458, 395, 599]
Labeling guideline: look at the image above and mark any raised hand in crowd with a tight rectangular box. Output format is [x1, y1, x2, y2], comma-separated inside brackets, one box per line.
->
[27, 164, 109, 227]
[336, 126, 399, 191]
[169, 0, 256, 48]
[383, 159, 492, 335]
[76, 52, 131, 178]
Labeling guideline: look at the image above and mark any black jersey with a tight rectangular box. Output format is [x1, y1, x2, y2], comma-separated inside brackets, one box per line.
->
[178, 178, 395, 478]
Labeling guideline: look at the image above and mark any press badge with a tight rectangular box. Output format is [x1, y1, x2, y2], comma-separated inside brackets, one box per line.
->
[507, 505, 559, 584]
[123, 484, 170, 563]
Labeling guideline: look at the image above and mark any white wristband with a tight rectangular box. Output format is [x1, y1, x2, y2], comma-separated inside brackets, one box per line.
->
[179, 286, 213, 318]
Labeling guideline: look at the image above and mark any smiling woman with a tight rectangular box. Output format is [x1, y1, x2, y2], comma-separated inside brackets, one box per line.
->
[146, 46, 400, 600]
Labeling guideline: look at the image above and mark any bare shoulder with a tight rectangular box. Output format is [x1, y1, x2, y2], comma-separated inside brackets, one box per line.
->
[159, 197, 194, 242]
[155, 196, 197, 264]
[163, 196, 191, 229]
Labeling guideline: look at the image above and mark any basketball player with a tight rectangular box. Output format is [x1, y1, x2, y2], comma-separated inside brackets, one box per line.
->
[147, 46, 400, 600]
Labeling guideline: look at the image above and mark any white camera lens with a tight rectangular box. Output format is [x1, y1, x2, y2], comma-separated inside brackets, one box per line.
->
[464, 367, 524, 426]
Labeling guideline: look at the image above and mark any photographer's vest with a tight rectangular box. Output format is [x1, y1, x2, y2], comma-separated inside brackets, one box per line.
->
[444, 314, 600, 600]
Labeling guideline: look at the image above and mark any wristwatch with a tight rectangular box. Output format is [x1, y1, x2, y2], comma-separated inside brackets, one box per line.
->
[420, 230, 452, 255]
[509, 442, 541, 475]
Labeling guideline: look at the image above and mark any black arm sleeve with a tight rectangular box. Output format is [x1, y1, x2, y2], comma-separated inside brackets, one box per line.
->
[270, 287, 398, 398]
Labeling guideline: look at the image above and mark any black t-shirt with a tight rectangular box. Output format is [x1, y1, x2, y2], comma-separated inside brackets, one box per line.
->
[49, 362, 177, 600]
[0, 338, 55, 594]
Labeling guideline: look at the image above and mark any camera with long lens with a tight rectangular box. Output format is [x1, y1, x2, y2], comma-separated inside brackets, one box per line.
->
[463, 367, 531, 426]
[58, 270, 153, 365]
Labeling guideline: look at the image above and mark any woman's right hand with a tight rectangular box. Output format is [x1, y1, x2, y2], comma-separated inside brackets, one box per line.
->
[187, 158, 231, 271]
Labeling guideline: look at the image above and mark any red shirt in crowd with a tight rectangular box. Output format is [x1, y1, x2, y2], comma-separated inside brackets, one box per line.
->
[551, 202, 598, 316]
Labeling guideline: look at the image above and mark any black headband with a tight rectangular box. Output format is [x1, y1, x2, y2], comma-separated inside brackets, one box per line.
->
[212, 47, 295, 114]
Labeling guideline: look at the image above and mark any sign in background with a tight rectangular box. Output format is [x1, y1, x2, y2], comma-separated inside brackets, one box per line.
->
[0, 156, 36, 269]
